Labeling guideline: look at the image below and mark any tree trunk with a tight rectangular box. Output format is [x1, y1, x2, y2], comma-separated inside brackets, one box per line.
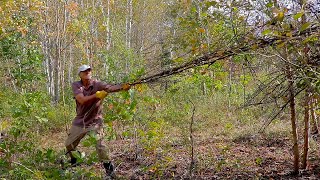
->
[242, 63, 246, 106]
[228, 58, 233, 108]
[287, 64, 300, 174]
[300, 0, 309, 169]
[302, 90, 310, 169]
[54, 2, 61, 103]
[99, 0, 112, 76]
[310, 96, 319, 134]
[106, 0, 111, 50]
[42, 0, 53, 98]
[125, 0, 133, 75]
[126, 0, 133, 49]
[60, 0, 68, 105]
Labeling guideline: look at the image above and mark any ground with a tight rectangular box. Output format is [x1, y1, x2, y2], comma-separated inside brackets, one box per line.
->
[40, 131, 320, 179]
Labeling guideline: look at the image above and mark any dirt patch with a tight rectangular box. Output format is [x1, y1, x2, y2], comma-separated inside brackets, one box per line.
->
[39, 131, 320, 179]
[105, 135, 320, 179]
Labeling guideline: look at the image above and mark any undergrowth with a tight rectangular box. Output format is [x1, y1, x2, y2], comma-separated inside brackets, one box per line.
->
[0, 81, 294, 179]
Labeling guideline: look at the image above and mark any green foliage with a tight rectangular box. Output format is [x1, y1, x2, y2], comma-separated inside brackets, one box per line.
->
[102, 89, 138, 141]
[293, 12, 304, 20]
[138, 118, 166, 152]
[98, 47, 146, 85]
[0, 87, 79, 179]
[0, 0, 45, 93]
[104, 90, 137, 122]
[0, 0, 319, 178]
[0, 32, 45, 91]
[7, 91, 58, 132]
[0, 141, 101, 179]
[0, 0, 44, 38]
[300, 22, 311, 32]
[255, 157, 263, 165]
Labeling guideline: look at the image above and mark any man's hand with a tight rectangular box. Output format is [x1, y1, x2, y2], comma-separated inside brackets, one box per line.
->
[122, 83, 131, 91]
[96, 91, 108, 99]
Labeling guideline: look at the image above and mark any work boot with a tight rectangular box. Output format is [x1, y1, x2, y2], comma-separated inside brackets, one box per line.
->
[103, 161, 116, 179]
[58, 155, 78, 169]
[70, 157, 77, 166]
[67, 150, 82, 167]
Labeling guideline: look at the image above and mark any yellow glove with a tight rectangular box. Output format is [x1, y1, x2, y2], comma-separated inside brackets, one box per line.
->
[122, 83, 131, 91]
[96, 91, 108, 99]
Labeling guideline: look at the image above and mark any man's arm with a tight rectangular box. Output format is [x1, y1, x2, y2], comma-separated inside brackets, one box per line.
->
[104, 83, 130, 93]
[75, 93, 97, 105]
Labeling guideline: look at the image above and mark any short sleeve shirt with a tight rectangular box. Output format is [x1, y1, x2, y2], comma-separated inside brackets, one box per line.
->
[71, 80, 112, 128]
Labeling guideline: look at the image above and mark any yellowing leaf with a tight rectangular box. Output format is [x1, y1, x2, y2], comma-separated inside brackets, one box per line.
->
[125, 100, 131, 105]
[34, 170, 44, 179]
[200, 70, 207, 75]
[286, 32, 292, 37]
[251, 44, 258, 50]
[173, 57, 184, 63]
[149, 166, 157, 173]
[275, 40, 282, 44]
[200, 44, 207, 49]
[191, 46, 198, 54]
[198, 28, 205, 33]
[266, 2, 273, 8]
[66, 2, 79, 17]
[18, 27, 27, 37]
[0, 120, 10, 131]
[273, 30, 280, 36]
[190, 38, 197, 44]
[67, 2, 79, 11]
[277, 42, 285, 48]
[135, 84, 144, 93]
[302, 36, 318, 44]
[238, 16, 245, 21]
[293, 12, 304, 20]
[107, 121, 113, 127]
[262, 29, 271, 35]
[277, 11, 284, 22]
[300, 22, 311, 32]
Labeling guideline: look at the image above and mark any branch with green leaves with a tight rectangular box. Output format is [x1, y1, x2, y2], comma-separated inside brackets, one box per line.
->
[129, 25, 320, 86]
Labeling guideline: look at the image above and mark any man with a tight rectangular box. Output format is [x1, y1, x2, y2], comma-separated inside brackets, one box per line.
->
[65, 64, 130, 178]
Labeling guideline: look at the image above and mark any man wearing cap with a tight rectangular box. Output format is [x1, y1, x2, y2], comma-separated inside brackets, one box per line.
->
[64, 64, 130, 178]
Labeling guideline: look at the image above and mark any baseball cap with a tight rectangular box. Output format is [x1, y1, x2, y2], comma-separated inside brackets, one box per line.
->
[78, 65, 91, 74]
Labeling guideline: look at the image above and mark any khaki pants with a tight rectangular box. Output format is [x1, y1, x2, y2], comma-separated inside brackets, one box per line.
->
[65, 124, 109, 162]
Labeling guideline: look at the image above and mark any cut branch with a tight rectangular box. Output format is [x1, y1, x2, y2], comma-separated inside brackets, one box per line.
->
[130, 25, 320, 86]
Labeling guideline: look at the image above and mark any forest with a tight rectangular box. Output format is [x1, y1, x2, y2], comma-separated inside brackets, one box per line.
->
[0, 0, 320, 179]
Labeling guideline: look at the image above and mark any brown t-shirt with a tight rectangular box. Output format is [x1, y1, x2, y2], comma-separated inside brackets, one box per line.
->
[71, 80, 122, 128]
